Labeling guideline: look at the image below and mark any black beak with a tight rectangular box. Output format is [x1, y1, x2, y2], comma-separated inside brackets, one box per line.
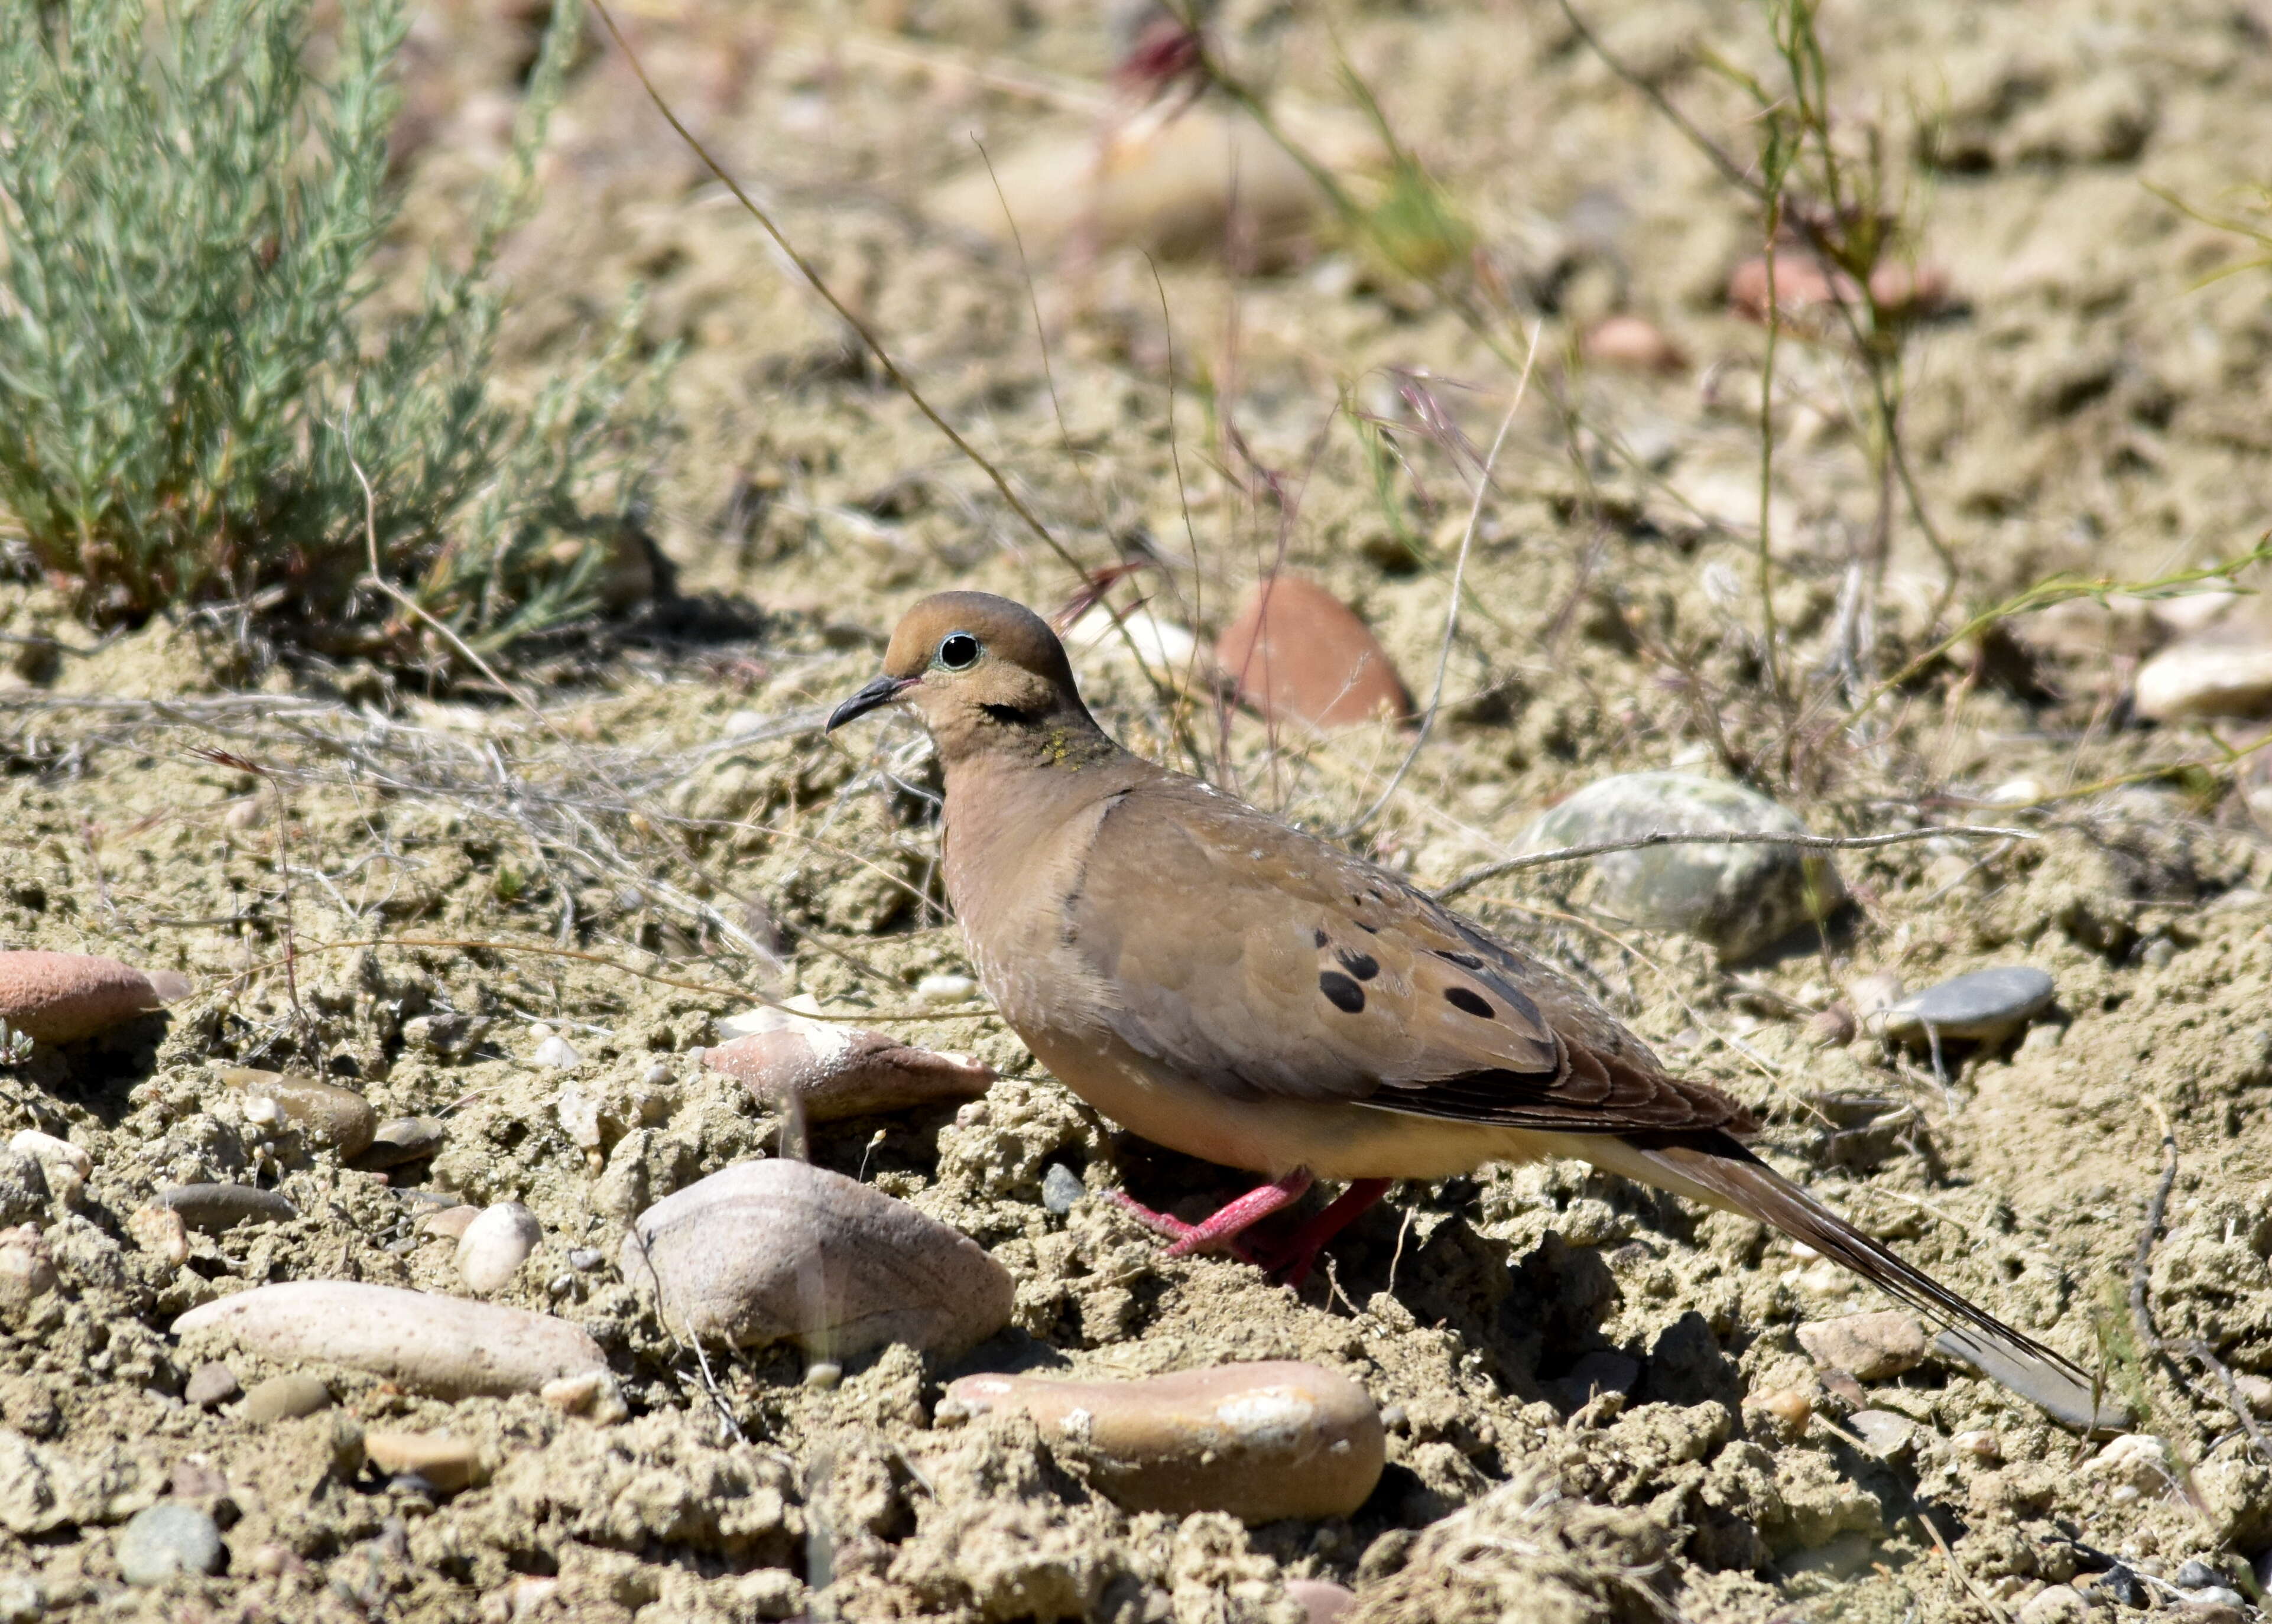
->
[826, 674, 914, 732]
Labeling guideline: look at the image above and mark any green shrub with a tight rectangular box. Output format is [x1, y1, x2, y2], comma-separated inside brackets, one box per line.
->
[0, 0, 668, 658]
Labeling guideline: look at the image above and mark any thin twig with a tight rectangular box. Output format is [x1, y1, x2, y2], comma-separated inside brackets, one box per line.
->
[1431, 824, 2034, 902]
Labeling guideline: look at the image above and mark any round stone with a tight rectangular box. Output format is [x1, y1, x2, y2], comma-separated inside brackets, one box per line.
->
[115, 1502, 223, 1585]
[1522, 772, 1845, 963]
[2175, 1561, 2222, 1591]
[1880, 967, 2055, 1044]
[182, 1362, 240, 1409]
[240, 1373, 333, 1425]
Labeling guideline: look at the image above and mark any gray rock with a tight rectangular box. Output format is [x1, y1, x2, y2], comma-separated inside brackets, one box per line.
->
[567, 1248, 603, 1272]
[622, 1159, 1013, 1359]
[1845, 1409, 1916, 1459]
[2187, 1587, 2245, 1612]
[2174, 1561, 2223, 1591]
[2134, 637, 2272, 723]
[182, 1362, 239, 1409]
[1523, 772, 1843, 962]
[152, 1184, 296, 1233]
[115, 1501, 222, 1585]
[1880, 967, 2055, 1044]
[241, 1373, 332, 1424]
[1040, 1162, 1086, 1214]
[356, 1117, 444, 1171]
[221, 1070, 376, 1159]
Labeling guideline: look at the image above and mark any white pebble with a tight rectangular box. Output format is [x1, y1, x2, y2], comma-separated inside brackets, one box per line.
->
[531, 1034, 582, 1070]
[916, 974, 978, 1003]
[242, 1094, 281, 1127]
[456, 1203, 541, 1294]
[527, 1021, 553, 1041]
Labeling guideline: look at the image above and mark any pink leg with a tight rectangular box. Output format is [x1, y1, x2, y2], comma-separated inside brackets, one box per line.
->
[1109, 1170, 1317, 1258]
[1255, 1178, 1393, 1285]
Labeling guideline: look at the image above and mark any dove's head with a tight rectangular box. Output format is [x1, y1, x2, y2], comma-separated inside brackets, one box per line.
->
[827, 591, 1102, 763]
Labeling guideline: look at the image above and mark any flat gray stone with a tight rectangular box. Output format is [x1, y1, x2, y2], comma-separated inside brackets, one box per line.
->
[153, 1184, 296, 1233]
[1523, 772, 1844, 963]
[1040, 1163, 1086, 1215]
[115, 1502, 222, 1585]
[182, 1362, 239, 1409]
[1881, 967, 2055, 1043]
[1845, 1409, 1916, 1459]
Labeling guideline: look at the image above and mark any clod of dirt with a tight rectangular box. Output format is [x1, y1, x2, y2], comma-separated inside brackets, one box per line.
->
[0, 950, 187, 1044]
[1794, 1310, 1928, 1381]
[939, 1360, 1385, 1522]
[174, 1281, 608, 1397]
[621, 1158, 1014, 1356]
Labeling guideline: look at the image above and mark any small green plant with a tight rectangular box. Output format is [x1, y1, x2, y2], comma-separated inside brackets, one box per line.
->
[0, 0, 668, 659]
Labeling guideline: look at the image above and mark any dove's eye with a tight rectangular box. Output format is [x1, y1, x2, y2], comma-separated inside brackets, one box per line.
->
[936, 632, 981, 670]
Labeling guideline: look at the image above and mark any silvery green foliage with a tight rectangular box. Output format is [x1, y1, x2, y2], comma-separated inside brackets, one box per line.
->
[0, 0, 668, 658]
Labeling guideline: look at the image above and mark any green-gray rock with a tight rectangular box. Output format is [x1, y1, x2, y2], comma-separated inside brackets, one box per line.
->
[241, 1373, 332, 1424]
[115, 1502, 222, 1584]
[1522, 772, 1844, 962]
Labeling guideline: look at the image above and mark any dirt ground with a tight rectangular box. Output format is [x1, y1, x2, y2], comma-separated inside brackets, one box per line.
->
[4, 0, 2272, 1620]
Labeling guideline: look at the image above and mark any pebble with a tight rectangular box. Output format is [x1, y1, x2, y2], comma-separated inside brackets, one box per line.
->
[420, 1205, 481, 1242]
[2019, 1584, 2089, 1624]
[567, 1248, 603, 1272]
[705, 1016, 994, 1123]
[9, 1132, 88, 1204]
[220, 1070, 376, 1158]
[915, 973, 978, 1003]
[1066, 603, 1207, 675]
[401, 1012, 488, 1060]
[1880, 967, 2056, 1044]
[1579, 313, 1686, 373]
[531, 1034, 582, 1069]
[2174, 1561, 2223, 1591]
[2084, 1566, 2147, 1609]
[456, 1203, 541, 1294]
[1523, 772, 1845, 962]
[0, 951, 190, 1045]
[1797, 1310, 1929, 1382]
[1285, 1578, 1358, 1623]
[241, 1373, 333, 1424]
[1040, 1162, 1087, 1215]
[183, 1362, 240, 1409]
[1952, 1428, 2003, 1463]
[621, 1159, 1013, 1359]
[2133, 638, 2272, 722]
[2234, 1372, 2272, 1415]
[1751, 1389, 1812, 1438]
[538, 1370, 627, 1422]
[365, 1431, 484, 1494]
[127, 1203, 189, 1266]
[939, 1361, 1384, 1522]
[1804, 1003, 1856, 1047]
[1845, 1409, 1916, 1459]
[356, 1117, 444, 1171]
[1215, 576, 1411, 730]
[113, 1501, 223, 1585]
[174, 1281, 608, 1398]
[153, 1183, 297, 1233]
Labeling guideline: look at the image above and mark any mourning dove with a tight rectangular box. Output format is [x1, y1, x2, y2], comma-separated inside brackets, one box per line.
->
[830, 591, 2119, 1429]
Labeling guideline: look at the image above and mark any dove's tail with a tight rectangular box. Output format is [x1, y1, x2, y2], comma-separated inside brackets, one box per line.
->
[1558, 1129, 2126, 1433]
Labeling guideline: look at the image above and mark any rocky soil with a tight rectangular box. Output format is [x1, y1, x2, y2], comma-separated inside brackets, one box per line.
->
[4, 0, 2272, 1620]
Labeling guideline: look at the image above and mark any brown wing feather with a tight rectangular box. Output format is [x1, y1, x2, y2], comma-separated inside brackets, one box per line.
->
[1066, 773, 1753, 1136]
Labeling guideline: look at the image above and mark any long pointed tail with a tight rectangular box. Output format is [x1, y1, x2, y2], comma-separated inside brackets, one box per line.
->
[1570, 1130, 2127, 1433]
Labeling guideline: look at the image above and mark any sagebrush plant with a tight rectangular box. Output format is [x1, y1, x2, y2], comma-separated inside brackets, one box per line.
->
[0, 0, 668, 657]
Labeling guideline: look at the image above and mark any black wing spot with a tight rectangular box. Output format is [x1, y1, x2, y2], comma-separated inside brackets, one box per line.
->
[1336, 949, 1380, 982]
[1313, 927, 1330, 949]
[1355, 921, 1380, 934]
[1318, 972, 1367, 1014]
[1445, 986, 1495, 1019]
[1434, 950, 1484, 970]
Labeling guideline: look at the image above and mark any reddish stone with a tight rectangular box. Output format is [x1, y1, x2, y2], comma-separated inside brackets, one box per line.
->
[1215, 576, 1411, 729]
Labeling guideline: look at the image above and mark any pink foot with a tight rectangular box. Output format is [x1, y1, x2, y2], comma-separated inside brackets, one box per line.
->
[1250, 1178, 1393, 1286]
[1108, 1171, 1317, 1259]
